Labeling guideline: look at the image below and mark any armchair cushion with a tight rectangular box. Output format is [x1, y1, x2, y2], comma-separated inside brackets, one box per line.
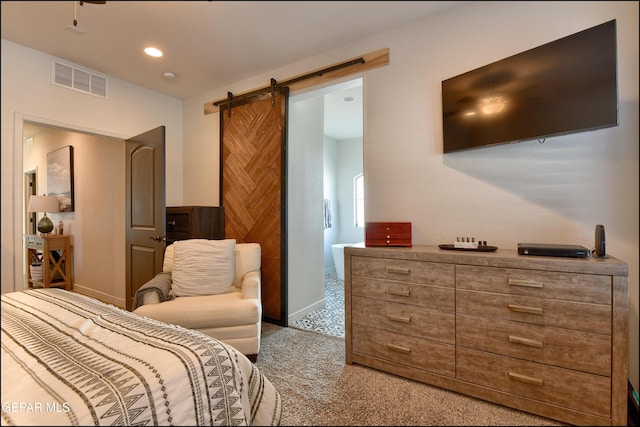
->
[171, 239, 236, 296]
[135, 291, 261, 330]
[164, 241, 261, 288]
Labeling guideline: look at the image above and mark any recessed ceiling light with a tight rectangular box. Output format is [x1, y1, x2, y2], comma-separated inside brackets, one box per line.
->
[144, 47, 163, 58]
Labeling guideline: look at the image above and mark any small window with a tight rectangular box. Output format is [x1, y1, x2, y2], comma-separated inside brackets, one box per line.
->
[354, 173, 364, 228]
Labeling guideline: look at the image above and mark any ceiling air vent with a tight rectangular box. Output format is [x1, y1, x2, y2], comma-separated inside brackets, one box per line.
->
[53, 62, 107, 98]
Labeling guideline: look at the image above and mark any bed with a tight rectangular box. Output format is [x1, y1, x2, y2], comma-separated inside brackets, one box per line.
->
[1, 288, 281, 426]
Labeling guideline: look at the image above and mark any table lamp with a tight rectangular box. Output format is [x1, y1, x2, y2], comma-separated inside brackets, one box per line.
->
[28, 195, 59, 234]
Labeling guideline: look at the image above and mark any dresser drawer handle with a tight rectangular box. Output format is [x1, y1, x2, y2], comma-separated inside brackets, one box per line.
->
[386, 267, 410, 275]
[508, 372, 543, 387]
[508, 279, 543, 288]
[507, 304, 543, 315]
[386, 289, 410, 297]
[386, 314, 411, 323]
[509, 335, 543, 348]
[388, 344, 411, 354]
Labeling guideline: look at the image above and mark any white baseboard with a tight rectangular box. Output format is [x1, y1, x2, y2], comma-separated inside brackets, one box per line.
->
[73, 284, 125, 308]
[288, 298, 326, 324]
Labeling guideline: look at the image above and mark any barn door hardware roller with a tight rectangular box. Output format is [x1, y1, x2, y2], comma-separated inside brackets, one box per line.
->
[271, 78, 278, 106]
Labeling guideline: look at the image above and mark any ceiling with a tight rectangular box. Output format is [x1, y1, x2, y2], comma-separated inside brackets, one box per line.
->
[3, 1, 467, 139]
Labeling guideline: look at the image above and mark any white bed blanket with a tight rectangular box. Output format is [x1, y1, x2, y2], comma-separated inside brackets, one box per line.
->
[1, 289, 281, 426]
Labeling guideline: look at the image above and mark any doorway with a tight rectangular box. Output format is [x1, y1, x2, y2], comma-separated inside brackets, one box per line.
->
[22, 122, 165, 308]
[21, 122, 126, 306]
[287, 78, 364, 337]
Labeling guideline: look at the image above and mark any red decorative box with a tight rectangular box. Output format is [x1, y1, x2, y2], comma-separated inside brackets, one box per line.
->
[365, 222, 412, 247]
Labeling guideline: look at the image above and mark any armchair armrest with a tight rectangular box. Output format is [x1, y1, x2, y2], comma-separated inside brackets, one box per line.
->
[241, 270, 261, 300]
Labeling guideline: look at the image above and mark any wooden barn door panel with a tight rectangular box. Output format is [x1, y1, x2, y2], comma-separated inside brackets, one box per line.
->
[220, 90, 288, 325]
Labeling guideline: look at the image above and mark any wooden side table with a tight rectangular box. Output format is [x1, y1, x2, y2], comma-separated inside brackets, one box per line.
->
[26, 234, 72, 290]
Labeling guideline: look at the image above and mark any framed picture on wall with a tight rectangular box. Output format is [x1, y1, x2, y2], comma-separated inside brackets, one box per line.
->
[47, 145, 74, 212]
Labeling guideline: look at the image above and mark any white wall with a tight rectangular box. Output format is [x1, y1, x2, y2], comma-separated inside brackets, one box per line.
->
[287, 95, 326, 323]
[1, 40, 184, 305]
[181, 1, 638, 390]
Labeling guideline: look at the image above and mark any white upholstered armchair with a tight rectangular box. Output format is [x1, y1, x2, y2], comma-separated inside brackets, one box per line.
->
[133, 239, 262, 362]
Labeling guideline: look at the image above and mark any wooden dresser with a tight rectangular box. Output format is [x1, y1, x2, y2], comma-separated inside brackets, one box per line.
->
[166, 206, 224, 244]
[344, 245, 628, 426]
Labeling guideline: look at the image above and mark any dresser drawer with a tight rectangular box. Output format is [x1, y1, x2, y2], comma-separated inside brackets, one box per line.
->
[351, 256, 454, 287]
[457, 347, 611, 418]
[457, 313, 611, 376]
[456, 265, 611, 304]
[26, 235, 44, 249]
[165, 206, 225, 243]
[353, 324, 455, 377]
[353, 276, 454, 311]
[166, 212, 190, 233]
[456, 289, 611, 335]
[353, 296, 454, 343]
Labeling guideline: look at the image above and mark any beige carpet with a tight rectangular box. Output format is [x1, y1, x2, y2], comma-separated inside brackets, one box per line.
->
[256, 322, 564, 426]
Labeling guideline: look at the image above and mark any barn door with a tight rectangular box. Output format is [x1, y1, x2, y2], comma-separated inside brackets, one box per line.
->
[220, 88, 288, 325]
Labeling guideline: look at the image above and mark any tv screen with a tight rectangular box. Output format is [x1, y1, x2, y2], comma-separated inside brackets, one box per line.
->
[442, 20, 618, 153]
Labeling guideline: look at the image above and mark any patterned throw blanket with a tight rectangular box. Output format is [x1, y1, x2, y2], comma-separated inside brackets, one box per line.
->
[1, 289, 281, 426]
[132, 271, 174, 309]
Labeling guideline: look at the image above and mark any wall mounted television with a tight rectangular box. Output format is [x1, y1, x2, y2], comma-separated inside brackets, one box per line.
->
[442, 20, 618, 154]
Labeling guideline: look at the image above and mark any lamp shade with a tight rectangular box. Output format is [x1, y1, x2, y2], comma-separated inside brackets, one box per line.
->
[28, 195, 59, 234]
[28, 195, 60, 213]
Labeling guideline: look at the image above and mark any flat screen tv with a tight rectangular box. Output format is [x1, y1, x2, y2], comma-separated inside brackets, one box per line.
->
[442, 20, 618, 153]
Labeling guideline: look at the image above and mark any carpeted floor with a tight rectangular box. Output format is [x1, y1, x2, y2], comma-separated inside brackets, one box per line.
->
[257, 322, 564, 426]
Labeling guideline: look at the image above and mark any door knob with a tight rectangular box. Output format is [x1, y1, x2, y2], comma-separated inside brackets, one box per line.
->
[149, 235, 166, 242]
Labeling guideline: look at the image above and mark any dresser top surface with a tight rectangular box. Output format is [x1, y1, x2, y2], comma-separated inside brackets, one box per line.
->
[345, 244, 628, 276]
